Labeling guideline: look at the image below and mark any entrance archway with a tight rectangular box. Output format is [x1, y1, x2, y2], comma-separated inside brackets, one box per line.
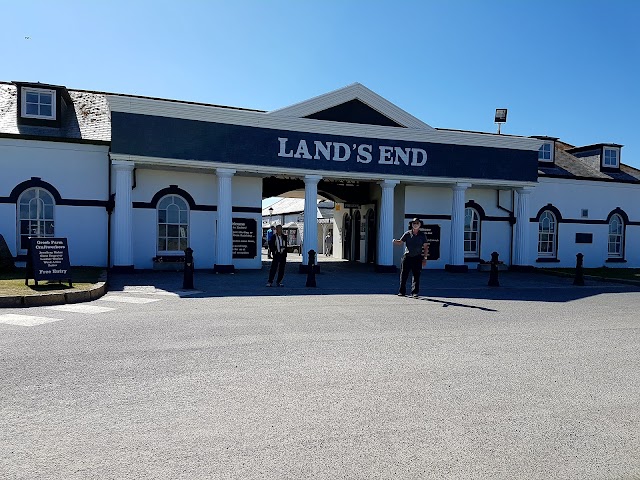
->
[366, 208, 376, 264]
[343, 213, 352, 260]
[354, 210, 361, 262]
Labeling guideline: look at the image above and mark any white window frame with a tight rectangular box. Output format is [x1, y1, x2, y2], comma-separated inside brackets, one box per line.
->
[21, 88, 56, 120]
[607, 214, 624, 258]
[537, 210, 557, 258]
[16, 187, 56, 255]
[538, 143, 553, 162]
[603, 147, 619, 168]
[464, 207, 480, 258]
[157, 195, 189, 255]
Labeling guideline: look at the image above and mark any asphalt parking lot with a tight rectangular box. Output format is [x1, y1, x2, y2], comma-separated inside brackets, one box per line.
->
[1, 262, 639, 479]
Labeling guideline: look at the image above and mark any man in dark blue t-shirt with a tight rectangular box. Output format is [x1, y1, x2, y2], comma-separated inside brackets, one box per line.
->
[266, 225, 276, 259]
[393, 217, 429, 298]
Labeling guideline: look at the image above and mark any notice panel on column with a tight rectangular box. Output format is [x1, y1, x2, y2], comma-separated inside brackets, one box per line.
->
[232, 218, 257, 258]
[420, 225, 441, 261]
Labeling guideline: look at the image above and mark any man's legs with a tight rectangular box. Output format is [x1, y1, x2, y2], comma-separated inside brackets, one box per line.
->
[398, 255, 411, 295]
[410, 255, 422, 296]
[276, 257, 286, 285]
[267, 255, 279, 284]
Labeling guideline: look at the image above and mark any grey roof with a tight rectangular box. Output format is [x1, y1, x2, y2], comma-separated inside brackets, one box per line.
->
[538, 145, 640, 183]
[0, 83, 111, 143]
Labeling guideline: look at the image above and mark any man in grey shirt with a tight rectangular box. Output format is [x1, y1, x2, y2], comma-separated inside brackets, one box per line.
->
[393, 217, 429, 297]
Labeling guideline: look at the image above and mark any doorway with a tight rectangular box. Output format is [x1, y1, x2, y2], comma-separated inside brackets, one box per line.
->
[354, 210, 361, 262]
[365, 208, 376, 264]
[343, 213, 352, 260]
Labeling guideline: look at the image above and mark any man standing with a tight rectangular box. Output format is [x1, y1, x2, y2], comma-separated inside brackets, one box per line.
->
[393, 217, 429, 298]
[266, 225, 276, 259]
[324, 231, 333, 256]
[267, 224, 288, 287]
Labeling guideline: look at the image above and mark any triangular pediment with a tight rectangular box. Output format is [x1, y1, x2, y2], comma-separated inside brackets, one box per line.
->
[267, 83, 433, 130]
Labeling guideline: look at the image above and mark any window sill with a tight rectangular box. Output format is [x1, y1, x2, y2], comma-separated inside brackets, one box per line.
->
[536, 258, 560, 263]
[464, 257, 481, 263]
[605, 258, 627, 263]
[153, 255, 185, 263]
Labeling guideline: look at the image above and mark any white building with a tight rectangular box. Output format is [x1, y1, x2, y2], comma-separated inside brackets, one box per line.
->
[1, 80, 639, 272]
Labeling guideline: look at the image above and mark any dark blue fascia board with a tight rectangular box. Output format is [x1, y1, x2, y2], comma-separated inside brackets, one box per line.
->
[111, 112, 538, 182]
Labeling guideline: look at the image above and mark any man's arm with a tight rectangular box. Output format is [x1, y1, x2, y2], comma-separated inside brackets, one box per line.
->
[393, 232, 407, 246]
[422, 241, 429, 264]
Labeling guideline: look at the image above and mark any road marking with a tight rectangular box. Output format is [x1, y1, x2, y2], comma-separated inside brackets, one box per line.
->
[99, 295, 161, 304]
[46, 305, 115, 314]
[0, 314, 63, 327]
[152, 289, 202, 297]
[121, 286, 202, 297]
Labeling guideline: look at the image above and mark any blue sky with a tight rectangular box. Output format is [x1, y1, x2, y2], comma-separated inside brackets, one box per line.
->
[3, 0, 639, 182]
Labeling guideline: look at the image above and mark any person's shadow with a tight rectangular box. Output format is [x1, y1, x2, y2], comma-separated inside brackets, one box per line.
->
[417, 297, 498, 312]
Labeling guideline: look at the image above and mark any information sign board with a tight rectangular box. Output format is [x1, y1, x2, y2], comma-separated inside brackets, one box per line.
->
[25, 237, 72, 286]
[232, 218, 258, 258]
[421, 225, 441, 261]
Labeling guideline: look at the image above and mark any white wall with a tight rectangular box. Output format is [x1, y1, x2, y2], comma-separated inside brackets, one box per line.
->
[232, 176, 262, 270]
[529, 178, 640, 267]
[127, 169, 261, 269]
[0, 138, 109, 265]
[404, 186, 513, 269]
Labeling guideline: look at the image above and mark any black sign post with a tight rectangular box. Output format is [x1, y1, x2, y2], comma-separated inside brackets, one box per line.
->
[232, 218, 258, 259]
[421, 224, 441, 261]
[25, 237, 72, 286]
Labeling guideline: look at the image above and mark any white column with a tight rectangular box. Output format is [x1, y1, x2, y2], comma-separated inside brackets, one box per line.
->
[449, 182, 471, 268]
[112, 160, 134, 269]
[377, 179, 399, 268]
[302, 175, 322, 265]
[215, 168, 235, 272]
[513, 187, 534, 266]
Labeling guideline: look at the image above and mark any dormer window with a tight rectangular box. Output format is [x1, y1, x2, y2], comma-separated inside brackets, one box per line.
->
[538, 143, 553, 162]
[21, 88, 56, 120]
[603, 147, 619, 168]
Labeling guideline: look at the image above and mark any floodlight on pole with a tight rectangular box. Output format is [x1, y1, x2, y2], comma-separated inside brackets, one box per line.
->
[495, 108, 508, 134]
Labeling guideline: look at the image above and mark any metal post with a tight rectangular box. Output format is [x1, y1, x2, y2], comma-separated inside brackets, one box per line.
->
[573, 253, 585, 286]
[488, 251, 500, 287]
[306, 249, 317, 287]
[183, 247, 194, 290]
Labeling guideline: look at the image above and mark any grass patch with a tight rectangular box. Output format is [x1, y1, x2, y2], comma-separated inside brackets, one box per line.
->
[0, 267, 105, 296]
[546, 267, 640, 281]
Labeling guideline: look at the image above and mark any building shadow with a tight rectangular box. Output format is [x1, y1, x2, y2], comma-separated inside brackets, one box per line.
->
[106, 261, 640, 305]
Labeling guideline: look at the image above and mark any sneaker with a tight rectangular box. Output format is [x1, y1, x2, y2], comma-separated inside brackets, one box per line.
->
[412, 293, 419, 298]
[397, 292, 405, 297]
[277, 283, 284, 287]
[266, 282, 273, 287]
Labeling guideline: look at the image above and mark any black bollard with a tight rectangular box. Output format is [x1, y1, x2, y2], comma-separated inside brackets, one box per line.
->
[573, 253, 585, 286]
[183, 247, 194, 290]
[305, 249, 317, 287]
[488, 251, 500, 287]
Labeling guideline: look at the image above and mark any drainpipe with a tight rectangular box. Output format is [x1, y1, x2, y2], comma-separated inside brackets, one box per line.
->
[496, 189, 515, 266]
[107, 152, 113, 272]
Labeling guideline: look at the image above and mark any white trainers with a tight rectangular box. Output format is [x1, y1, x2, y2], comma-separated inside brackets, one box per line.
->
[266, 282, 273, 287]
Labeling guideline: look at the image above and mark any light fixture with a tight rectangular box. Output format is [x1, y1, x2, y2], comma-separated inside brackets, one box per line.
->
[495, 108, 507, 134]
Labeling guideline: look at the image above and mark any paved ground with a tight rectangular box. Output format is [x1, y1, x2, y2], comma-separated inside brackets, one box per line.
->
[1, 260, 639, 479]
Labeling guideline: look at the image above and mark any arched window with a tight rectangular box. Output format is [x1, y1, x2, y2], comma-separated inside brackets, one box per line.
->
[157, 195, 189, 254]
[17, 187, 55, 254]
[538, 210, 557, 258]
[464, 207, 480, 257]
[608, 214, 624, 258]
